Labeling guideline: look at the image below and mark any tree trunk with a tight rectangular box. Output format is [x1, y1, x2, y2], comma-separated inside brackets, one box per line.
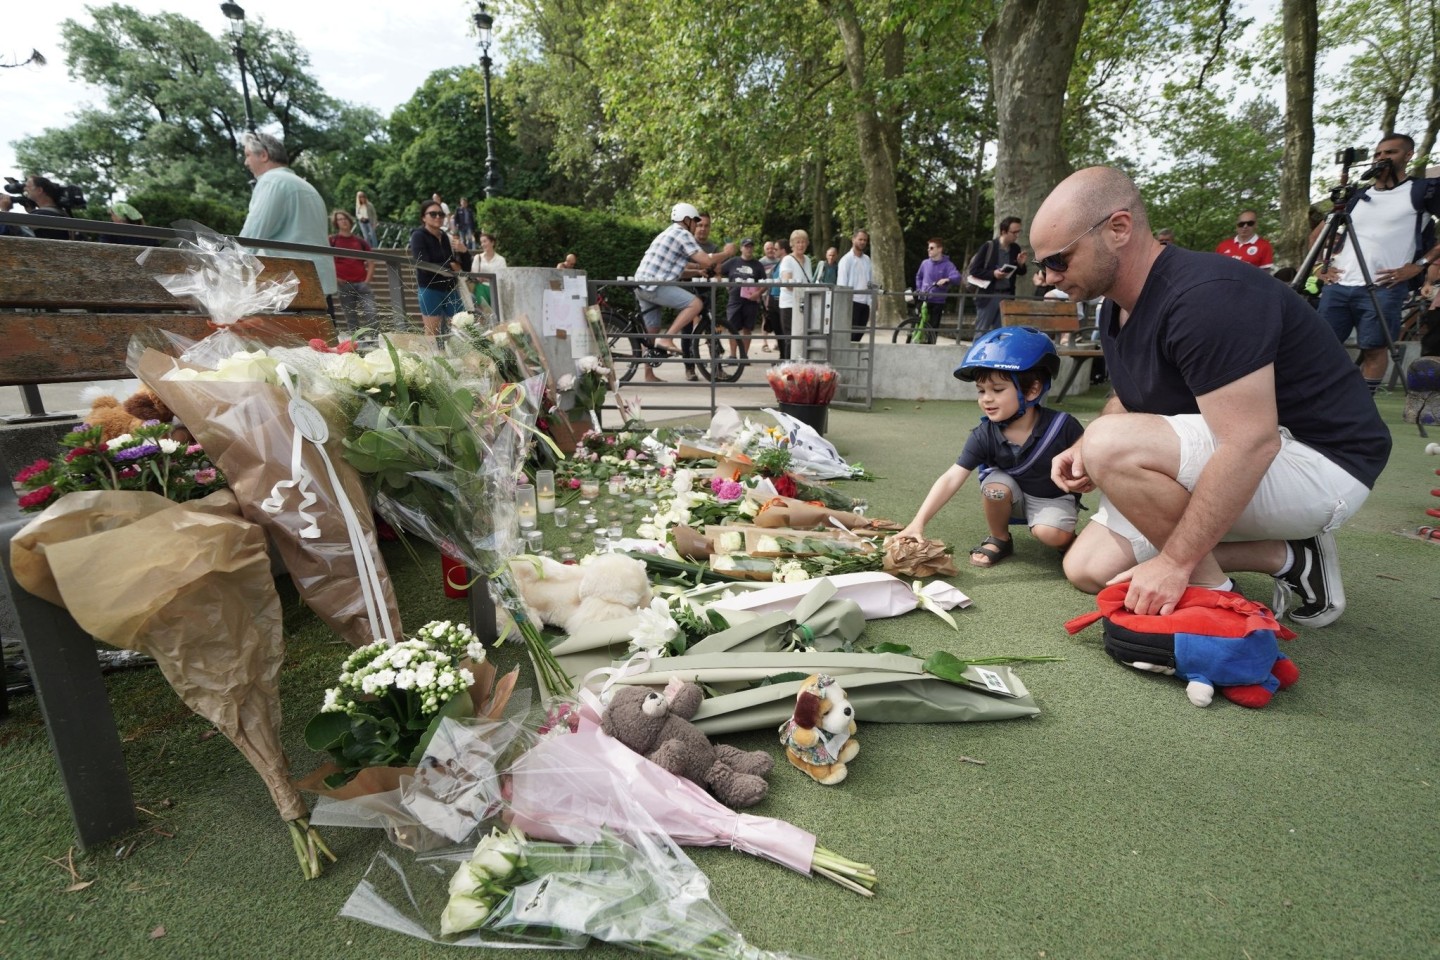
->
[828, 0, 906, 328]
[982, 0, 1088, 297]
[1278, 0, 1318, 268]
[1418, 3, 1440, 172]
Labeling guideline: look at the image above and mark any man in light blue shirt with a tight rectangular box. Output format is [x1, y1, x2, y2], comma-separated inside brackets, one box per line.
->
[241, 132, 337, 298]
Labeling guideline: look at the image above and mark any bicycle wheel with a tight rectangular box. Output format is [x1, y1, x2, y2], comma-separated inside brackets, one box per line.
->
[602, 307, 646, 383]
[696, 315, 744, 383]
[891, 318, 916, 343]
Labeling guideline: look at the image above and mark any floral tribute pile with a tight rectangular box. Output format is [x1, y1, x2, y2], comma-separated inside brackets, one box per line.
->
[15, 421, 225, 512]
[766, 361, 839, 405]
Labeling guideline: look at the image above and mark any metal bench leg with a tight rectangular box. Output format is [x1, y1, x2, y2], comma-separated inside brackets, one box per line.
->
[0, 533, 137, 850]
[1054, 355, 1088, 402]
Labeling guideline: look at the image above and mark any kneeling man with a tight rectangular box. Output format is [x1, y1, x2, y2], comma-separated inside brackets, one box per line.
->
[1033, 167, 1391, 626]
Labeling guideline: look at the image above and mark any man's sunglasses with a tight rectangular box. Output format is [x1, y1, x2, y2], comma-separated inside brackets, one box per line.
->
[1033, 210, 1125, 274]
[1236, 219, 1255, 227]
[424, 210, 445, 218]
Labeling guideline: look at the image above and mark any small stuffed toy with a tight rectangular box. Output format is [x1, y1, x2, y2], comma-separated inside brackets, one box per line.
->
[83, 387, 189, 444]
[510, 553, 652, 635]
[1065, 583, 1299, 708]
[601, 680, 773, 808]
[779, 673, 859, 784]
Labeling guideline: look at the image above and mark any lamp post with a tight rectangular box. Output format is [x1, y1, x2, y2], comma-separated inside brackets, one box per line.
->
[474, 1, 500, 198]
[220, 2, 257, 134]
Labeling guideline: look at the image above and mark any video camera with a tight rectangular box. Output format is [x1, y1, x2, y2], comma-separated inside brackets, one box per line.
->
[3, 175, 86, 215]
[1327, 147, 1391, 207]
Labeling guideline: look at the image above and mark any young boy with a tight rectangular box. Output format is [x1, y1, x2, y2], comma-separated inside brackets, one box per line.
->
[897, 327, 1084, 567]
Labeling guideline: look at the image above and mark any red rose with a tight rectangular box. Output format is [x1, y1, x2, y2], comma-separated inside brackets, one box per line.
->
[773, 474, 797, 498]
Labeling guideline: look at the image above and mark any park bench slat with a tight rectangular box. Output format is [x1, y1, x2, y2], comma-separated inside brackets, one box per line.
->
[0, 236, 329, 311]
[0, 312, 336, 385]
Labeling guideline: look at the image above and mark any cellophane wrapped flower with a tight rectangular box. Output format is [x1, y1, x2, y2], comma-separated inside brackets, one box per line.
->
[766, 361, 839, 405]
[329, 718, 815, 957]
[15, 421, 226, 512]
[309, 335, 571, 698]
[306, 620, 484, 788]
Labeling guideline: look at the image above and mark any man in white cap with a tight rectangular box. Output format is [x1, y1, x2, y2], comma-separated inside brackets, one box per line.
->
[634, 202, 736, 382]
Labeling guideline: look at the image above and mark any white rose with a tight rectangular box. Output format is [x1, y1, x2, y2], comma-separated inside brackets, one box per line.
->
[576, 355, 598, 374]
[439, 893, 494, 936]
[672, 469, 695, 493]
[492, 330, 511, 347]
[212, 350, 279, 383]
[507, 322, 524, 336]
[557, 374, 575, 391]
[332, 351, 377, 387]
[451, 311, 475, 329]
[470, 829, 523, 878]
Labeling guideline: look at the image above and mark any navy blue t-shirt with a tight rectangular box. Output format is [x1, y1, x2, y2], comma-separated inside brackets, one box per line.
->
[957, 406, 1085, 500]
[1098, 246, 1391, 488]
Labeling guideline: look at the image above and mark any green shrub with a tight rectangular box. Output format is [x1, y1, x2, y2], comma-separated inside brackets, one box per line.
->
[474, 197, 658, 290]
[126, 192, 248, 236]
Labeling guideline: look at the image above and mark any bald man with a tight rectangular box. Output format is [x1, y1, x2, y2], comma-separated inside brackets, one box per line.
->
[1034, 166, 1390, 627]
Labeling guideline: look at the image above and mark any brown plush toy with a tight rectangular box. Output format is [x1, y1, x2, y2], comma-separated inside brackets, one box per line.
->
[85, 388, 191, 444]
[601, 681, 773, 808]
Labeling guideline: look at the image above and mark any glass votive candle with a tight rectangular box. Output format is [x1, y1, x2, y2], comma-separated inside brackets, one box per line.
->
[536, 470, 556, 514]
[519, 515, 536, 531]
[609, 524, 624, 539]
[593, 533, 610, 553]
[553, 506, 570, 528]
[525, 529, 545, 553]
[516, 481, 538, 522]
[607, 475, 626, 496]
[580, 478, 601, 499]
[560, 549, 576, 563]
[568, 530, 584, 543]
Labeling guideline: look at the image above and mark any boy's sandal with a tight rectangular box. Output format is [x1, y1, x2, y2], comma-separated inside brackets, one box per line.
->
[969, 535, 1013, 568]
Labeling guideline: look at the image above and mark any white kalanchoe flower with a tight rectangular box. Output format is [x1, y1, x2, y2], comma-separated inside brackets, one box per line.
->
[630, 597, 680, 652]
[557, 374, 575, 391]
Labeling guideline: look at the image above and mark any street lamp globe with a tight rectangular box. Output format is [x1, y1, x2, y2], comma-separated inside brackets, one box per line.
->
[473, 2, 493, 51]
[219, 2, 257, 133]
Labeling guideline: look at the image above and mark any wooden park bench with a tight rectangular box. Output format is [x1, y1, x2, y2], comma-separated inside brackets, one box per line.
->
[1000, 298, 1105, 401]
[0, 234, 335, 850]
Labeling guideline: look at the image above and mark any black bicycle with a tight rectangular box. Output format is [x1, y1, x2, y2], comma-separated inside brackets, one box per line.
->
[597, 289, 743, 384]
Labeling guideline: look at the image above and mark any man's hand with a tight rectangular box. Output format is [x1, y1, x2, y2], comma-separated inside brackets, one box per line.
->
[1016, 250, 1029, 266]
[1315, 265, 1341, 284]
[1107, 554, 1192, 617]
[1376, 262, 1423, 288]
[1050, 442, 1094, 494]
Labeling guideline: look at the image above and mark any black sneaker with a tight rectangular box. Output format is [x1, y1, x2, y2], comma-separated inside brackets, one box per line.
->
[1271, 532, 1345, 628]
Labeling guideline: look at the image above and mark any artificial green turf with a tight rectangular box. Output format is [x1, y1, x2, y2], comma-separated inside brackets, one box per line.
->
[2, 392, 1437, 960]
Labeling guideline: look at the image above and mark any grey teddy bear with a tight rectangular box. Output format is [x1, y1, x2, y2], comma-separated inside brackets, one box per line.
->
[601, 682, 773, 808]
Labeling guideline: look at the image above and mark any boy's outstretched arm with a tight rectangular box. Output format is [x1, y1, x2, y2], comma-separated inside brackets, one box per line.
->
[896, 464, 971, 541]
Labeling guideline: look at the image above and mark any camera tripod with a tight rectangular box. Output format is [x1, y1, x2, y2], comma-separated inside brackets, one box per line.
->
[1293, 187, 1407, 393]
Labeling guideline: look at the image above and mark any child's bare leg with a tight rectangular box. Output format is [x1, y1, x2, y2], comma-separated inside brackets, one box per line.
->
[1031, 523, 1076, 553]
[971, 482, 1015, 567]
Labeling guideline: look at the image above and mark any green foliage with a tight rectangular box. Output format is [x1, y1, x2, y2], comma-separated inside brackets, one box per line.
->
[126, 190, 247, 234]
[1140, 94, 1285, 256]
[473, 196, 656, 281]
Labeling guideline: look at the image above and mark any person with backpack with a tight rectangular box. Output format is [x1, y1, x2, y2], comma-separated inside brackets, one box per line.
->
[1315, 132, 1440, 393]
[967, 217, 1030, 334]
[896, 327, 1084, 568]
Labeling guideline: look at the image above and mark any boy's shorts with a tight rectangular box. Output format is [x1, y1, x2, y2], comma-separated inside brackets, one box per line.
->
[980, 469, 1079, 532]
[1089, 414, 1370, 562]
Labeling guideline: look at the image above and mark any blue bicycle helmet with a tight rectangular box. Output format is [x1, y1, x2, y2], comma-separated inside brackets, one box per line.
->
[953, 327, 1061, 420]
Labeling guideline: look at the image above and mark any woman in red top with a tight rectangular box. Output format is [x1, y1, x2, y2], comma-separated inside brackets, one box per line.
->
[329, 210, 380, 340]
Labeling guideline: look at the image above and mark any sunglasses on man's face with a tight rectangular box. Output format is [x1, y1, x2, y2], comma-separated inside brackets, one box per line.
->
[425, 210, 445, 218]
[1237, 219, 1255, 227]
[1033, 210, 1124, 275]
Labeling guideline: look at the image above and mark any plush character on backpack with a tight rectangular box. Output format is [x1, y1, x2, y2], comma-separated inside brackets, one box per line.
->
[1065, 583, 1299, 708]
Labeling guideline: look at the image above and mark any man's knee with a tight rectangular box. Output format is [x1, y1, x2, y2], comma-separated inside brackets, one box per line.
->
[1061, 548, 1107, 594]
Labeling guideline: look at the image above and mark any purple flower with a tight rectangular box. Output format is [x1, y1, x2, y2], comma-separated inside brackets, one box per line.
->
[113, 443, 161, 462]
[714, 478, 744, 503]
[194, 468, 218, 484]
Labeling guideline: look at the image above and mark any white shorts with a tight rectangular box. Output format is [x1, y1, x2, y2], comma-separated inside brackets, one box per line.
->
[1090, 414, 1370, 562]
[979, 470, 1079, 532]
